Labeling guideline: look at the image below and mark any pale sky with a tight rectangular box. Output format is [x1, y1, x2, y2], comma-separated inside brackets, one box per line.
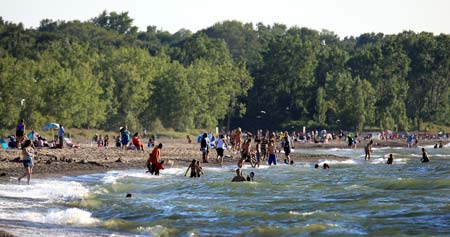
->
[0, 0, 449, 38]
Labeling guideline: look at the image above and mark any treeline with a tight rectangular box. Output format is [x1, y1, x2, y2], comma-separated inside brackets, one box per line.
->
[0, 11, 449, 132]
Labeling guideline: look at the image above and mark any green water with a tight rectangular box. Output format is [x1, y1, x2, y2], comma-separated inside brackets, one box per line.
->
[1, 146, 449, 236]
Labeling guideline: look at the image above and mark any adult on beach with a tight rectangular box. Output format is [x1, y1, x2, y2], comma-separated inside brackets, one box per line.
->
[261, 137, 268, 161]
[364, 139, 374, 160]
[254, 138, 262, 168]
[233, 128, 242, 151]
[215, 134, 228, 165]
[18, 139, 34, 184]
[15, 118, 26, 148]
[58, 124, 65, 148]
[145, 143, 163, 175]
[132, 132, 144, 151]
[200, 133, 210, 163]
[267, 139, 277, 165]
[421, 148, 430, 163]
[282, 135, 291, 164]
[120, 126, 131, 149]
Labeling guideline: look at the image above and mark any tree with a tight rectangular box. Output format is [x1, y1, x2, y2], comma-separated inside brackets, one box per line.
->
[92, 10, 138, 35]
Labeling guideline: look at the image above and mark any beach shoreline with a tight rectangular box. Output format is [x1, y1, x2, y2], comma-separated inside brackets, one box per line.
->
[0, 138, 444, 180]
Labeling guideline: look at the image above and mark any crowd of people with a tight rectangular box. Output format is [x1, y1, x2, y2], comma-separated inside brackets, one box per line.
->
[4, 119, 446, 184]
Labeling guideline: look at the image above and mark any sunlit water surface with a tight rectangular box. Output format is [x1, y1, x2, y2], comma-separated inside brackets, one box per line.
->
[1, 145, 449, 236]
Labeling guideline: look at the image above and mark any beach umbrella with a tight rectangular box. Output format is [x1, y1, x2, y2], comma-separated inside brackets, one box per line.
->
[42, 123, 60, 131]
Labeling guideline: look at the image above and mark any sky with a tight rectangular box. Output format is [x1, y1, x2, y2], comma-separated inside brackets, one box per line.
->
[0, 0, 449, 38]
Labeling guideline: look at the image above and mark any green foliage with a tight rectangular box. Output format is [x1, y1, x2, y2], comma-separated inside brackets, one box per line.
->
[0, 14, 448, 133]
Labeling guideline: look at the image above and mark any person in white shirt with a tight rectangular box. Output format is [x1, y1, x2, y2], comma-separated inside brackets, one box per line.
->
[215, 134, 228, 165]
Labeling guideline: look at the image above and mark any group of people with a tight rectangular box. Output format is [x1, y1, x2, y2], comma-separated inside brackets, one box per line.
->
[115, 126, 156, 151]
[197, 129, 294, 170]
[10, 121, 442, 185]
[231, 168, 254, 182]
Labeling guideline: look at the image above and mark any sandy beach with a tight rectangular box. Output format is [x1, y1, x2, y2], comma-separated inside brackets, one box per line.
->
[0, 138, 442, 180]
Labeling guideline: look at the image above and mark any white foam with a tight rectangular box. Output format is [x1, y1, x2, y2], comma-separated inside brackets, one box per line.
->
[137, 225, 171, 236]
[0, 208, 99, 226]
[289, 210, 321, 216]
[318, 159, 358, 165]
[0, 180, 89, 200]
[430, 154, 450, 157]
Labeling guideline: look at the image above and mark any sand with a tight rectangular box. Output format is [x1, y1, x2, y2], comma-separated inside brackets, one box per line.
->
[0, 138, 442, 180]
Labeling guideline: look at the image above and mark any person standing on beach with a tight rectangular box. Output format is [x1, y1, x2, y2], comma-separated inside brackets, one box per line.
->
[120, 126, 131, 149]
[421, 148, 430, 163]
[282, 135, 291, 164]
[234, 128, 242, 151]
[261, 137, 268, 161]
[200, 133, 210, 163]
[132, 132, 144, 151]
[267, 139, 277, 166]
[145, 143, 163, 175]
[254, 138, 262, 168]
[215, 134, 228, 165]
[364, 140, 374, 160]
[18, 140, 34, 184]
[407, 134, 415, 148]
[15, 119, 26, 148]
[58, 125, 65, 148]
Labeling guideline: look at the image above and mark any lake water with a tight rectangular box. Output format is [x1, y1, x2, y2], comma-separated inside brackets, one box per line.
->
[1, 145, 449, 236]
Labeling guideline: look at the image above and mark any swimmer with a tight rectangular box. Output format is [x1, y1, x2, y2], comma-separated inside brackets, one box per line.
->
[232, 168, 246, 182]
[246, 171, 255, 181]
[323, 163, 330, 169]
[387, 154, 393, 165]
[314, 164, 319, 169]
[421, 148, 430, 163]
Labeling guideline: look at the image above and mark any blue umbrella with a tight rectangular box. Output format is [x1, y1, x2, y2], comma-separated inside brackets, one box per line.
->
[42, 123, 60, 131]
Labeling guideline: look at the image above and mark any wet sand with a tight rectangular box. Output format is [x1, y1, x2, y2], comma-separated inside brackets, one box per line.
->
[0, 138, 441, 180]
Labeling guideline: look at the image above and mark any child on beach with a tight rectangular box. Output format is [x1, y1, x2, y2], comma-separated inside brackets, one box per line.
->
[246, 171, 255, 181]
[185, 159, 203, 178]
[18, 140, 34, 184]
[196, 160, 204, 177]
[155, 160, 164, 176]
